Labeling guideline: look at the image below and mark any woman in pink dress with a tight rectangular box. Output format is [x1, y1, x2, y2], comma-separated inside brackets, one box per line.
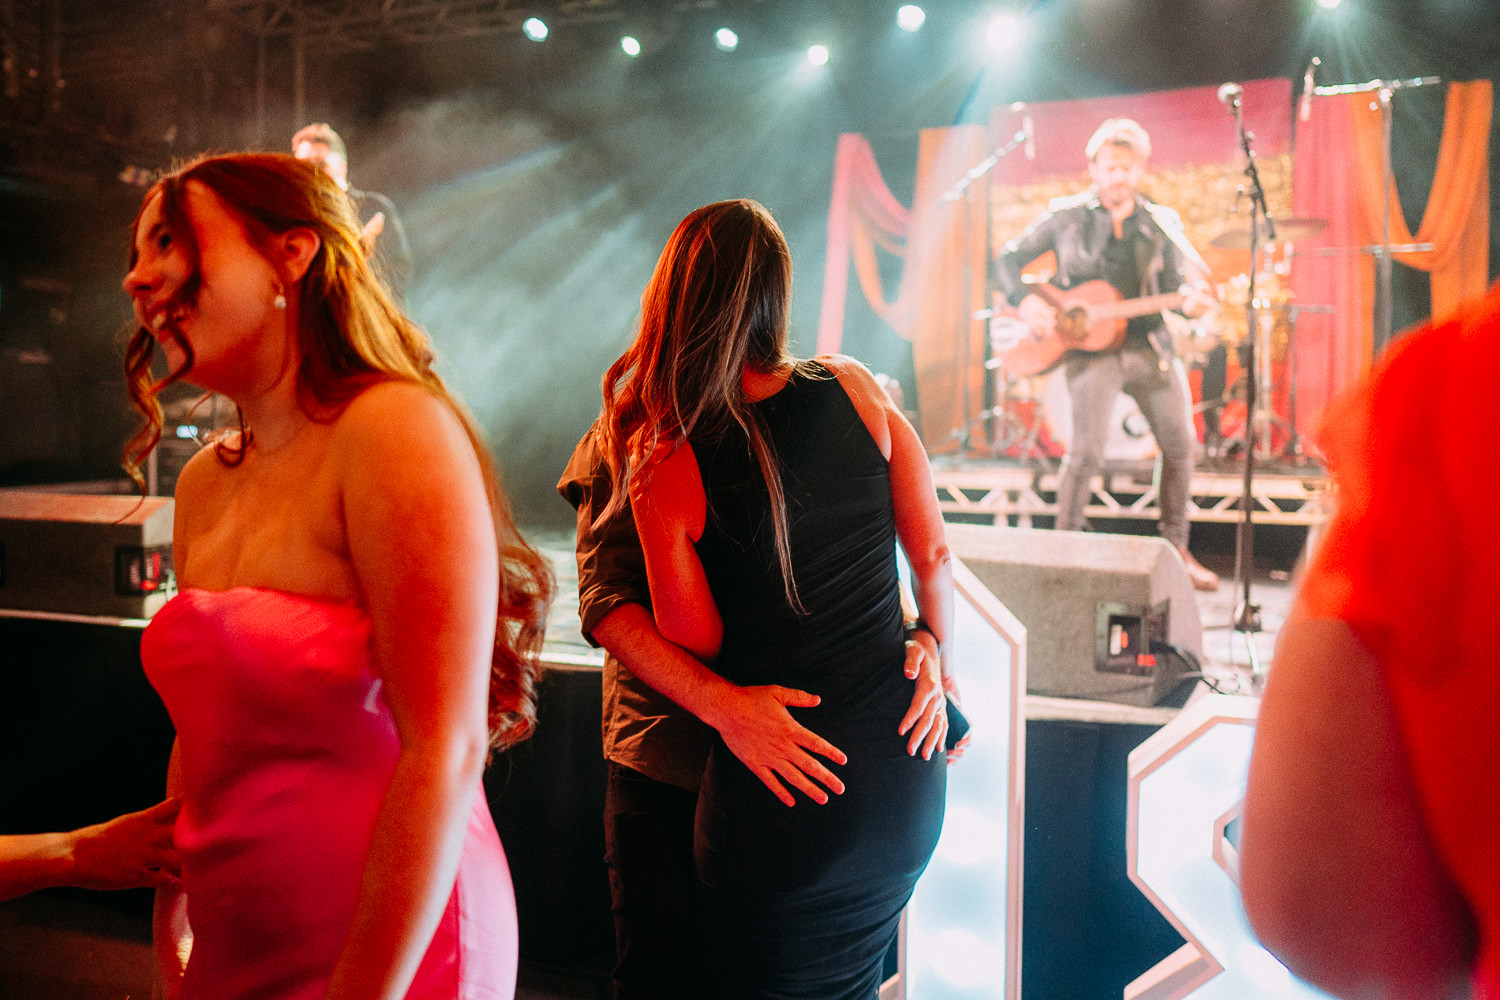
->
[121, 152, 550, 999]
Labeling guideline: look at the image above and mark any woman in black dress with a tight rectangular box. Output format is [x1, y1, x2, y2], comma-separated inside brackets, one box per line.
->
[595, 199, 955, 998]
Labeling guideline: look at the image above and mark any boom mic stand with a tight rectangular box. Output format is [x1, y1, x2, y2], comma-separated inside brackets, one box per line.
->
[1221, 83, 1275, 678]
[943, 110, 1032, 455]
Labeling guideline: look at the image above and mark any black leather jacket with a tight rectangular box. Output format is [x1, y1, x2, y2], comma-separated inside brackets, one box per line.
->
[994, 190, 1195, 355]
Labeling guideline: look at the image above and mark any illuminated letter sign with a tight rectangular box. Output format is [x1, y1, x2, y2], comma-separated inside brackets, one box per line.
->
[1125, 694, 1328, 1000]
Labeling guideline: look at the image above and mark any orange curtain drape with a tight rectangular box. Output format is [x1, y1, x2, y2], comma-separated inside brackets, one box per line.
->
[1292, 79, 1491, 442]
[907, 125, 992, 454]
[1291, 95, 1375, 440]
[1348, 80, 1492, 323]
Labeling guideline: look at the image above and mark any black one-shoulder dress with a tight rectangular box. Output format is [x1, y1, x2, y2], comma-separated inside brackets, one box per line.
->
[691, 364, 947, 999]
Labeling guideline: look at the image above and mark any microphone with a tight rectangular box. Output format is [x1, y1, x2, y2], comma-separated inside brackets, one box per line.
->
[1011, 102, 1035, 160]
[1299, 56, 1321, 123]
[1216, 82, 1242, 109]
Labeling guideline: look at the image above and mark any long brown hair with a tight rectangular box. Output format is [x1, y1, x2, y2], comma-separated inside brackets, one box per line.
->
[597, 198, 817, 608]
[123, 152, 550, 751]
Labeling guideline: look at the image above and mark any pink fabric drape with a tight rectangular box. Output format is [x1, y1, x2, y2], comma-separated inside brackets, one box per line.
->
[816, 134, 914, 355]
[817, 127, 990, 452]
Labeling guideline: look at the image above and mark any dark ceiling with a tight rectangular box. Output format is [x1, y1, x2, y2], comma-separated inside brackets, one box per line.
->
[7, 0, 1497, 189]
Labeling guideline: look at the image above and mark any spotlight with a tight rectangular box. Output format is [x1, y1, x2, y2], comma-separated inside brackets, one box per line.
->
[715, 27, 739, 51]
[807, 44, 830, 66]
[621, 35, 641, 56]
[1316, 0, 1342, 7]
[522, 17, 548, 42]
[897, 5, 926, 32]
[984, 11, 1024, 53]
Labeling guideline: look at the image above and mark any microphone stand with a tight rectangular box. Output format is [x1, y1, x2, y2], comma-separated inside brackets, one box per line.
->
[1223, 87, 1274, 679]
[943, 121, 1031, 456]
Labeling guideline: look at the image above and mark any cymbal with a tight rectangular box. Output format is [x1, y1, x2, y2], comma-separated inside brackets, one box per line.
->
[1210, 217, 1329, 250]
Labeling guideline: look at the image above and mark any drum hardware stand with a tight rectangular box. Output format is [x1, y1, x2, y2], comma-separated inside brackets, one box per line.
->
[974, 350, 1050, 463]
[1221, 81, 1275, 672]
[1279, 242, 1429, 461]
[1248, 301, 1295, 462]
[1279, 302, 1334, 464]
[1312, 72, 1442, 356]
[970, 305, 1052, 463]
[943, 118, 1031, 456]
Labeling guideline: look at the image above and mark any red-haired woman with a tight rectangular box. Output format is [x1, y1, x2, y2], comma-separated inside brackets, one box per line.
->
[121, 152, 549, 1000]
[597, 199, 953, 998]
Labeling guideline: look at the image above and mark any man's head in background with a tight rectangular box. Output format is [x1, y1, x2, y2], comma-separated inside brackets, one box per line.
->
[292, 122, 349, 191]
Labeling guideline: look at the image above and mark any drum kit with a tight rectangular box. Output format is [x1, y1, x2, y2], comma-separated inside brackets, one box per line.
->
[980, 216, 1333, 466]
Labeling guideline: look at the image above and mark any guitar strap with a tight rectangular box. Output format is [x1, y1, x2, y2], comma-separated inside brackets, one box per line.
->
[1132, 214, 1173, 371]
[1145, 202, 1210, 275]
[1142, 202, 1207, 371]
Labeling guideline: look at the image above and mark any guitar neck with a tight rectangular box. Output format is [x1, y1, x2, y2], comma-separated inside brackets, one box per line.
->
[1031, 282, 1185, 322]
[1088, 292, 1185, 322]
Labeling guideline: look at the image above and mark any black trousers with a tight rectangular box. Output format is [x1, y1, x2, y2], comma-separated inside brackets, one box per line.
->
[603, 761, 700, 1000]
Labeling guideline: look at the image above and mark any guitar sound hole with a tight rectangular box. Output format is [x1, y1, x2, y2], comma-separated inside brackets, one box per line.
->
[1060, 308, 1089, 343]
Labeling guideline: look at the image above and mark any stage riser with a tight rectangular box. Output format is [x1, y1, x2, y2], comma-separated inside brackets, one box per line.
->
[932, 464, 1329, 527]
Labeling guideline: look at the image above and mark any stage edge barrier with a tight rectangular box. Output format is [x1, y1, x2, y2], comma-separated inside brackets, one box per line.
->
[888, 556, 1028, 1000]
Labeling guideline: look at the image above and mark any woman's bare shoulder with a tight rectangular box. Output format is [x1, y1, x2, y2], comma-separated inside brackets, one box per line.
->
[815, 354, 893, 455]
[172, 432, 238, 499]
[339, 378, 451, 422]
[330, 380, 467, 451]
[815, 352, 875, 382]
[817, 354, 893, 409]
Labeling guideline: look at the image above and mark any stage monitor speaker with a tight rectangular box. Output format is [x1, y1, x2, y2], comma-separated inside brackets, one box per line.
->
[947, 524, 1204, 707]
[0, 491, 174, 619]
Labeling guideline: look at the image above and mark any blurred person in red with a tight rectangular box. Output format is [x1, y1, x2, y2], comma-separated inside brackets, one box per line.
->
[1240, 287, 1500, 998]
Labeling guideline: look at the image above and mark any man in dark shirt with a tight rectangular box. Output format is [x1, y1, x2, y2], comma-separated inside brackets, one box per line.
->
[292, 122, 413, 300]
[994, 118, 1219, 590]
[558, 421, 947, 999]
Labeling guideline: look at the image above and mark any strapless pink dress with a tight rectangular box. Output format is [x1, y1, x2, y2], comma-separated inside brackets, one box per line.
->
[142, 587, 518, 999]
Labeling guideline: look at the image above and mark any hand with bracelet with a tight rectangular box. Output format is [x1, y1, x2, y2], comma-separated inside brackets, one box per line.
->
[901, 617, 969, 762]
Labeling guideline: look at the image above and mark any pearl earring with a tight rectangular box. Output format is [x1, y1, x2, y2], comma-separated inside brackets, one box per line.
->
[273, 284, 287, 310]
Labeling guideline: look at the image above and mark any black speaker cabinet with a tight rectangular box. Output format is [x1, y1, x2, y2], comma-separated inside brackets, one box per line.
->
[948, 524, 1203, 706]
[0, 491, 174, 619]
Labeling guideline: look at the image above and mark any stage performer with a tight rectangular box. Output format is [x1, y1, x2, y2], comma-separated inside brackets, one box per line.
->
[293, 122, 412, 299]
[558, 426, 952, 999]
[594, 198, 953, 998]
[994, 118, 1219, 590]
[1240, 287, 1500, 998]
[120, 152, 549, 1000]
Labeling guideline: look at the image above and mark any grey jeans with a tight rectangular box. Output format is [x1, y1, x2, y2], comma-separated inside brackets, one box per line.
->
[1054, 346, 1195, 549]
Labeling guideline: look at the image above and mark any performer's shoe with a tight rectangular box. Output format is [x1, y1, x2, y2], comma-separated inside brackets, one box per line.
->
[1177, 546, 1220, 592]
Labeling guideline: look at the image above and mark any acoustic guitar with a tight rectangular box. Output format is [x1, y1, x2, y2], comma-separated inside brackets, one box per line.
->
[993, 279, 1185, 377]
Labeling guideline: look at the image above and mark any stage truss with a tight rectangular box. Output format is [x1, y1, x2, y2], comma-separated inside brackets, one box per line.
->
[931, 459, 1330, 529]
